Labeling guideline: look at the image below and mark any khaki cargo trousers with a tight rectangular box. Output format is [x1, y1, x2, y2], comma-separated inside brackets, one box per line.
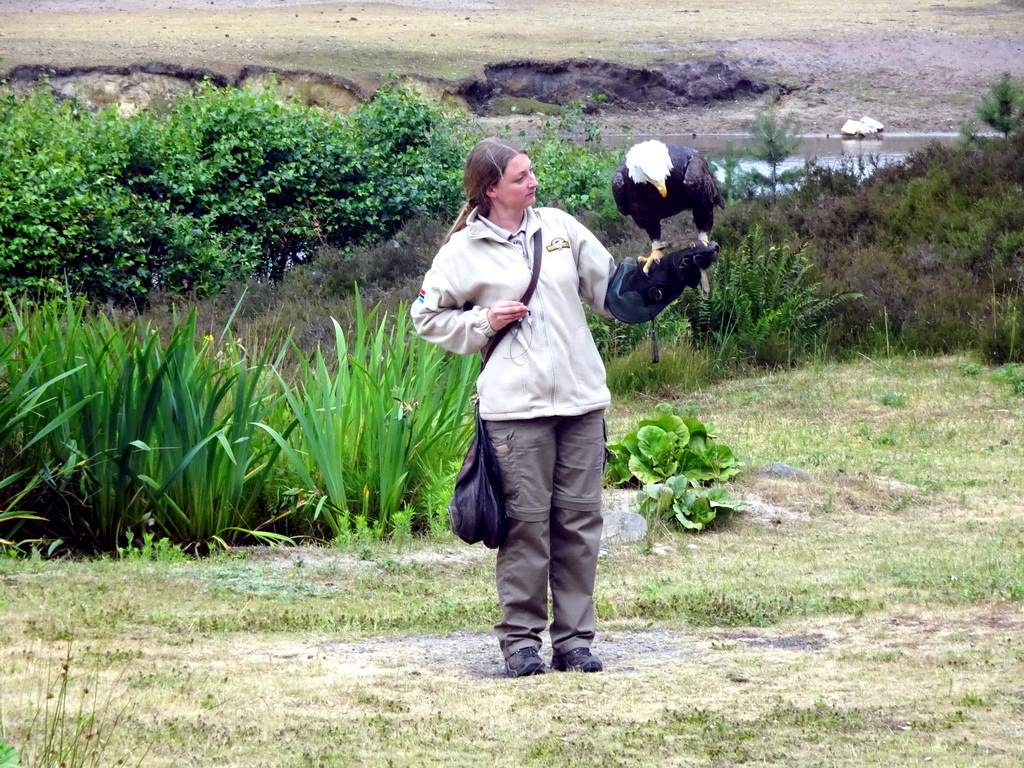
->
[483, 409, 606, 659]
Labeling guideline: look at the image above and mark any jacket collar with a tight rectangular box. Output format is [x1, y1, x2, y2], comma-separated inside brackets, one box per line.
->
[467, 206, 539, 242]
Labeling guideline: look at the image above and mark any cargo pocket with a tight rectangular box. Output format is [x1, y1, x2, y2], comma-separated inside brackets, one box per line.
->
[485, 425, 517, 504]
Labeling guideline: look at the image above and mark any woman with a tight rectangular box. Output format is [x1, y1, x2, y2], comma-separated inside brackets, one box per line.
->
[411, 138, 619, 678]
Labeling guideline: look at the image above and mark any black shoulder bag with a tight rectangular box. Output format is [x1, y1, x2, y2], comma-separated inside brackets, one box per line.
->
[448, 229, 543, 548]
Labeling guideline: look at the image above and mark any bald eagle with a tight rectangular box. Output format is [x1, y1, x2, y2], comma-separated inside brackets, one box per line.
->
[611, 140, 724, 274]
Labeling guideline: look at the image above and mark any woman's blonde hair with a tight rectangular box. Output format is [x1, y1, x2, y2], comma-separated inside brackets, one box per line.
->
[443, 138, 526, 244]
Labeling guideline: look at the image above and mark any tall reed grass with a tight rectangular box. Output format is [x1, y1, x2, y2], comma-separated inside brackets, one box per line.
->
[0, 296, 478, 552]
[261, 301, 478, 537]
[6, 299, 290, 550]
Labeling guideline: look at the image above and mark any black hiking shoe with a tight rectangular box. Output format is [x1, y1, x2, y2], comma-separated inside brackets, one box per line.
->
[505, 647, 545, 678]
[551, 647, 603, 673]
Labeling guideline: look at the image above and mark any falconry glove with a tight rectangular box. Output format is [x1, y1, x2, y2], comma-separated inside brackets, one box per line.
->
[605, 240, 720, 324]
[660, 240, 720, 297]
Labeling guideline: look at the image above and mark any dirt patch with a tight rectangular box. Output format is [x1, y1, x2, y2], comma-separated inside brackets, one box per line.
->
[726, 632, 829, 651]
[707, 33, 1024, 134]
[314, 627, 703, 678]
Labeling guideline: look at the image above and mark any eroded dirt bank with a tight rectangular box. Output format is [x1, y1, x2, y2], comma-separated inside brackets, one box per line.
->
[2, 56, 774, 125]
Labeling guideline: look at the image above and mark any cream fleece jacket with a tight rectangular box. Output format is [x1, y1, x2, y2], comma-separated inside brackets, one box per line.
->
[411, 206, 616, 421]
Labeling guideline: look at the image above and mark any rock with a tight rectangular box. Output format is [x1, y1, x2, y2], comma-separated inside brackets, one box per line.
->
[859, 115, 885, 132]
[840, 118, 867, 136]
[840, 116, 884, 137]
[601, 510, 648, 543]
[760, 462, 814, 481]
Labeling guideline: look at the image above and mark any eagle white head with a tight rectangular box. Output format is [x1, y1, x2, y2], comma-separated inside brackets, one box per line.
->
[624, 140, 673, 197]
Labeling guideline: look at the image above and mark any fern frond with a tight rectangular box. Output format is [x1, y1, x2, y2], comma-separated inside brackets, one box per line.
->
[685, 226, 862, 363]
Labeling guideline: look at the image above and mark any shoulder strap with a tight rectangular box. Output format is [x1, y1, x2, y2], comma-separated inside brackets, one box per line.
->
[481, 228, 543, 369]
[520, 228, 543, 305]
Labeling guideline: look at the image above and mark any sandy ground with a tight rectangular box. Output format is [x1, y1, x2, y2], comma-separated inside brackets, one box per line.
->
[3, 0, 1024, 133]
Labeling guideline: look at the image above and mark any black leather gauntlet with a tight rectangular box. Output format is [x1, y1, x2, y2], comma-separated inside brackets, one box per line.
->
[605, 241, 720, 324]
[659, 241, 720, 289]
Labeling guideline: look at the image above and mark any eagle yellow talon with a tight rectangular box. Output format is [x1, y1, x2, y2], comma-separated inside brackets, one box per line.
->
[638, 248, 664, 275]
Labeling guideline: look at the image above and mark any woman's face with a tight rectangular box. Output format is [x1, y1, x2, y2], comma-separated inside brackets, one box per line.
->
[486, 153, 538, 214]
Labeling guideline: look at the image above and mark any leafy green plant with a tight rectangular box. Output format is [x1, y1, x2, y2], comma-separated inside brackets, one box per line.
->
[606, 404, 743, 530]
[637, 476, 744, 530]
[992, 362, 1024, 396]
[878, 391, 908, 407]
[0, 740, 20, 768]
[605, 405, 742, 487]
[115, 531, 187, 563]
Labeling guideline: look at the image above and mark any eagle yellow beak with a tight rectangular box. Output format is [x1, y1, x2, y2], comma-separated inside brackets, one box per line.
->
[654, 181, 668, 197]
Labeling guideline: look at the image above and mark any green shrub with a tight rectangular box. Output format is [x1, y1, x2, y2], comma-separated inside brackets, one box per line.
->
[137, 216, 446, 363]
[793, 157, 876, 205]
[0, 81, 469, 305]
[0, 91, 149, 301]
[712, 124, 1024, 358]
[522, 101, 619, 216]
[975, 72, 1024, 137]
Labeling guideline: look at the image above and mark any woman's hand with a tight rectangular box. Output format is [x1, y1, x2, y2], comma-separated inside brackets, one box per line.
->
[487, 300, 529, 331]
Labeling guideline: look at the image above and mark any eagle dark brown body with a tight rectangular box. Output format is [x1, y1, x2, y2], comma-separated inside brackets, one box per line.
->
[611, 144, 724, 244]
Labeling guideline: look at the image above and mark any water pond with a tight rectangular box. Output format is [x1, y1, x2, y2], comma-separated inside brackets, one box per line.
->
[610, 132, 961, 179]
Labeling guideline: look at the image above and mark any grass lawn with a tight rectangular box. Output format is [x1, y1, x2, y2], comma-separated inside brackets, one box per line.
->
[2, 355, 1022, 767]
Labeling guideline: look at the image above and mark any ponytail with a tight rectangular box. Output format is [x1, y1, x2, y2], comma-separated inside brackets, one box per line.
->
[443, 201, 476, 244]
